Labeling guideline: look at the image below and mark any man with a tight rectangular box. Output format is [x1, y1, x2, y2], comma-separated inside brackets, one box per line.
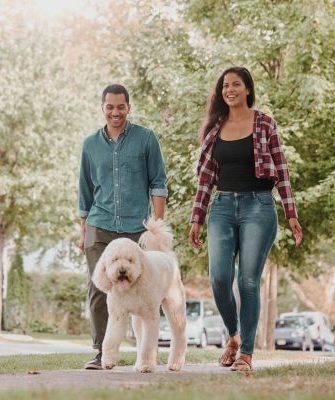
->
[78, 84, 167, 369]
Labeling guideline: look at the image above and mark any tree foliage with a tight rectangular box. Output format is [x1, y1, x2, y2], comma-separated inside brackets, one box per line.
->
[3, 253, 29, 331]
[88, 0, 335, 276]
[0, 5, 101, 251]
[28, 271, 88, 334]
[179, 0, 335, 272]
[1, 0, 334, 282]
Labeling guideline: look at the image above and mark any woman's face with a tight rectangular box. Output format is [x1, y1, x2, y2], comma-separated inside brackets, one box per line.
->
[222, 72, 249, 108]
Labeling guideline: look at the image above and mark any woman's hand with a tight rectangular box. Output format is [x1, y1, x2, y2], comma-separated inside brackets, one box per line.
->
[288, 218, 303, 247]
[189, 223, 203, 248]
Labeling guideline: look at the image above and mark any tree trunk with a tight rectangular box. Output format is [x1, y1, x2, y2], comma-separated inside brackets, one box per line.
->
[257, 263, 278, 350]
[0, 223, 5, 332]
[266, 264, 278, 350]
[258, 263, 271, 349]
[290, 280, 318, 311]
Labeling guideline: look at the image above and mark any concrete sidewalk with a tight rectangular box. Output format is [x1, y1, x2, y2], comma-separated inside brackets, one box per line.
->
[0, 357, 333, 390]
[0, 333, 138, 355]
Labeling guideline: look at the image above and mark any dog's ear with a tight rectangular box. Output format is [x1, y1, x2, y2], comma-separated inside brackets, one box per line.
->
[137, 248, 148, 274]
[92, 253, 113, 293]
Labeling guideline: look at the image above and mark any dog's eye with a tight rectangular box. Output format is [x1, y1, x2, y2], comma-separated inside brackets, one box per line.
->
[127, 258, 133, 263]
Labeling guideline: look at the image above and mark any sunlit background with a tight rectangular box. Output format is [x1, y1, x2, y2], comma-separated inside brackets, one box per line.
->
[1, 0, 334, 351]
[31, 0, 94, 17]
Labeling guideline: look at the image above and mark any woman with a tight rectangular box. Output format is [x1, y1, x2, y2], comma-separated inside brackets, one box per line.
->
[189, 66, 303, 372]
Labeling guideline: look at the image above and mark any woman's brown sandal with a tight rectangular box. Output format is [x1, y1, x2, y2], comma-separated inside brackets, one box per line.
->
[219, 342, 240, 367]
[230, 355, 252, 372]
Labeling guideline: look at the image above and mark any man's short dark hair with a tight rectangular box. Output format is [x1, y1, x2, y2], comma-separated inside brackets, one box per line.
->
[101, 84, 130, 103]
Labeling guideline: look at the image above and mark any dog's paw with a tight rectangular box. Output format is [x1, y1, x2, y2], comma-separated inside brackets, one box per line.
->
[167, 359, 184, 372]
[137, 364, 155, 373]
[102, 358, 117, 370]
[133, 362, 141, 372]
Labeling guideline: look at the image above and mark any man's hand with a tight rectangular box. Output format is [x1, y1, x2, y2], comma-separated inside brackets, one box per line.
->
[78, 218, 86, 254]
[189, 223, 203, 248]
[288, 218, 303, 247]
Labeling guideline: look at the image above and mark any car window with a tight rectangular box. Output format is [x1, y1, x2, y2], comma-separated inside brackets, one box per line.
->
[276, 318, 303, 328]
[186, 301, 201, 317]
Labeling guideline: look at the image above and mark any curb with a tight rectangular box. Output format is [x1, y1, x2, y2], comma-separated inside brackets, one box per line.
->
[0, 333, 34, 343]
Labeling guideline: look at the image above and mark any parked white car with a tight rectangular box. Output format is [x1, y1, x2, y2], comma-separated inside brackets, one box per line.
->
[159, 299, 228, 348]
[280, 311, 335, 351]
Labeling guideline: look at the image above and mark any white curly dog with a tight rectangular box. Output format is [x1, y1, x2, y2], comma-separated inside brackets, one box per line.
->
[92, 217, 187, 373]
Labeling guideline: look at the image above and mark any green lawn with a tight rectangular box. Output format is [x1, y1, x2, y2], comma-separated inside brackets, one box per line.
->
[1, 348, 327, 374]
[0, 348, 222, 374]
[1, 347, 334, 400]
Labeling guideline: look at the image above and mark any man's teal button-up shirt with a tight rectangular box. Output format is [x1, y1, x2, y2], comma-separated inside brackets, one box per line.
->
[78, 122, 168, 233]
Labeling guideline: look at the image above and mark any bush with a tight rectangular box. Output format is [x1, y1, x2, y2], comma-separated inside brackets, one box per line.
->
[29, 319, 59, 334]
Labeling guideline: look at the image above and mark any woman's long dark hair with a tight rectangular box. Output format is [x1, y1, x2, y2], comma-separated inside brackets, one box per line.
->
[199, 66, 255, 143]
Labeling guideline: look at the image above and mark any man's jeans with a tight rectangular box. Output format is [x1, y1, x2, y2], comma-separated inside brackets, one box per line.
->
[84, 225, 143, 350]
[207, 191, 278, 354]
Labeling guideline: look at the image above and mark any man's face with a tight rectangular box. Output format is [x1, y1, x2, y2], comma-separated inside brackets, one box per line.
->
[102, 93, 130, 129]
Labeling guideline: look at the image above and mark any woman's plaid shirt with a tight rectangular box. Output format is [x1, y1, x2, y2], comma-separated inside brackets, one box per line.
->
[190, 110, 298, 224]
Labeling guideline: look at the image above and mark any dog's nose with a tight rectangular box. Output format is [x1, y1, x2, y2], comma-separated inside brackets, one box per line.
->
[119, 268, 126, 276]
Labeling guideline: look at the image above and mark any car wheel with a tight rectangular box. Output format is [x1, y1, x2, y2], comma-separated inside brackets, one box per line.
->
[197, 331, 208, 348]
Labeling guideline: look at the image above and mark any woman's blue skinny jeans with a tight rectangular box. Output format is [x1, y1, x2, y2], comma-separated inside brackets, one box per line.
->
[207, 191, 278, 354]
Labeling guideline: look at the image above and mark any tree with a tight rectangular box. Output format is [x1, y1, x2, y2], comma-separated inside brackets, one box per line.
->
[27, 271, 88, 334]
[3, 253, 29, 332]
[0, 4, 101, 328]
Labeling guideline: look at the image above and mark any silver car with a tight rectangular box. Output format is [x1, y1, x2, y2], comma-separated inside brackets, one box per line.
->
[159, 298, 228, 348]
[275, 315, 314, 351]
[280, 311, 335, 351]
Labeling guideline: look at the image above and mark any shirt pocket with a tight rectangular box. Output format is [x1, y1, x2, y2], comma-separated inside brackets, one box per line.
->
[125, 154, 145, 173]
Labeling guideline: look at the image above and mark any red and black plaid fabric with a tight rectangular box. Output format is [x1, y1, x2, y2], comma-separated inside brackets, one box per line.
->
[190, 110, 298, 224]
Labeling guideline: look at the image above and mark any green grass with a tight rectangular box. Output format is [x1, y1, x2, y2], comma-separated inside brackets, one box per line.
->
[0, 348, 223, 374]
[1, 362, 335, 400]
[0, 348, 330, 374]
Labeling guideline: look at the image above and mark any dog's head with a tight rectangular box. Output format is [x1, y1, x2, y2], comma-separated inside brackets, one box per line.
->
[92, 238, 142, 293]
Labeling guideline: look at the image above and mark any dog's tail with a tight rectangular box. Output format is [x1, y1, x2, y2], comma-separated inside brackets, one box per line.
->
[139, 217, 173, 253]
